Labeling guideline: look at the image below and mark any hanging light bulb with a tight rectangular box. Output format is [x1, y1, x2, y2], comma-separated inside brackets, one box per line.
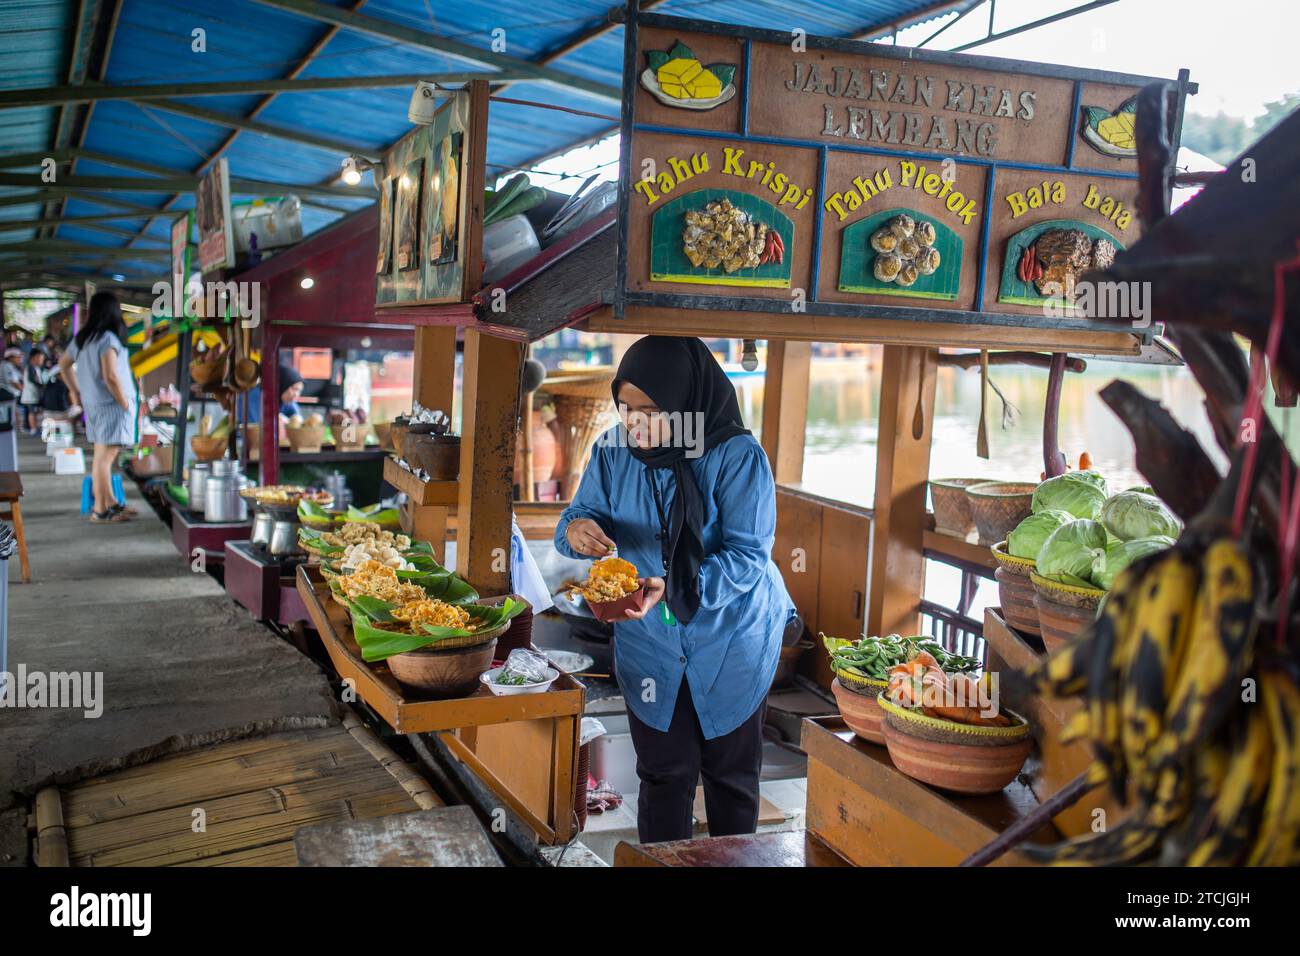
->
[741, 339, 759, 371]
[341, 156, 361, 186]
[300, 276, 315, 290]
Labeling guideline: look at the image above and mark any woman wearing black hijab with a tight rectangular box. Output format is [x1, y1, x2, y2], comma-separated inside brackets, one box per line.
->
[555, 336, 795, 843]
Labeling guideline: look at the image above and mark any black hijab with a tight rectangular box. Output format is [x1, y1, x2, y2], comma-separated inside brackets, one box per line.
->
[613, 336, 750, 624]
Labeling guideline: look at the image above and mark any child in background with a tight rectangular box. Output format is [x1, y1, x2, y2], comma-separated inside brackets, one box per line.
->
[20, 348, 48, 434]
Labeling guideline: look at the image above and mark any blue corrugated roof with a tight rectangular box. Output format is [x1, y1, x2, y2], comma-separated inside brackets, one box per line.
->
[0, 0, 962, 286]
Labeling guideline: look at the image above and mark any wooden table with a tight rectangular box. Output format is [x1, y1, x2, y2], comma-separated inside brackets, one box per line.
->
[801, 715, 1059, 866]
[296, 565, 586, 845]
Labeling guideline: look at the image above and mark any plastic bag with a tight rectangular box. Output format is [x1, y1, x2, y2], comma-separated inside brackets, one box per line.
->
[496, 648, 550, 686]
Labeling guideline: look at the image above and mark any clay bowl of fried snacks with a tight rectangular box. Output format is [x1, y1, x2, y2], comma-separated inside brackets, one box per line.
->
[570, 556, 646, 623]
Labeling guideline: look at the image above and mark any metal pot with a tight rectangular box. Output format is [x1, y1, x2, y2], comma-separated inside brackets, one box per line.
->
[204, 472, 247, 523]
[210, 459, 240, 477]
[267, 519, 299, 556]
[322, 471, 351, 512]
[187, 462, 212, 514]
[250, 511, 275, 548]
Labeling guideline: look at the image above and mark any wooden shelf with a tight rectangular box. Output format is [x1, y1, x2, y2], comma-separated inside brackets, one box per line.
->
[982, 609, 1124, 839]
[801, 714, 1057, 866]
[383, 456, 459, 506]
[923, 529, 997, 575]
[280, 449, 387, 464]
[295, 565, 583, 735]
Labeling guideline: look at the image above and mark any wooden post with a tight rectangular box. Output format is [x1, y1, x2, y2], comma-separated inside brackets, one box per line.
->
[760, 339, 811, 485]
[404, 325, 458, 558]
[867, 345, 938, 637]
[456, 328, 524, 595]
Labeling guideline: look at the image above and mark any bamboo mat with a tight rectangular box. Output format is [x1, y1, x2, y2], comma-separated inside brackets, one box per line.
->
[52, 724, 435, 867]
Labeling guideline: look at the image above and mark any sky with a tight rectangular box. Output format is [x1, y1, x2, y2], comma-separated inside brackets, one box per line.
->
[525, 0, 1295, 193]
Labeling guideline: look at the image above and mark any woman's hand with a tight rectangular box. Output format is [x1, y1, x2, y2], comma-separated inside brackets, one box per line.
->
[565, 517, 616, 557]
[621, 576, 666, 621]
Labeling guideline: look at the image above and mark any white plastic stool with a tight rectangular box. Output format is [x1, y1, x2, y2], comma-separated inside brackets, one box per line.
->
[41, 419, 72, 441]
[53, 446, 86, 475]
[46, 433, 73, 456]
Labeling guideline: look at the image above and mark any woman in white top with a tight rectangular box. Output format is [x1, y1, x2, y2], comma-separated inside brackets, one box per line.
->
[59, 292, 139, 523]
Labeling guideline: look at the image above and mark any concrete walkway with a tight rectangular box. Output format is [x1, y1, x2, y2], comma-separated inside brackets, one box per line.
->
[1, 432, 336, 861]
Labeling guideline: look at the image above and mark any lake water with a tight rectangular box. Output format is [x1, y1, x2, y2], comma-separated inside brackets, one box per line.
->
[730, 352, 1229, 619]
[732, 353, 1225, 510]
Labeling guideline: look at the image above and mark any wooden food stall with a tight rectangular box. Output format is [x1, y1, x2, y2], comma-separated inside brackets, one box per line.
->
[292, 79, 601, 846]
[585, 5, 1196, 865]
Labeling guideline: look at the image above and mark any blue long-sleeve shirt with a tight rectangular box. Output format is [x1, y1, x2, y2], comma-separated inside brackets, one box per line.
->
[555, 428, 795, 739]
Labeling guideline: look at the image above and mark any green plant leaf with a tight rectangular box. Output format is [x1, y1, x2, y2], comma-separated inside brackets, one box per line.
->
[1082, 106, 1108, 130]
[647, 50, 669, 71]
[349, 598, 525, 661]
[668, 40, 694, 62]
[708, 63, 736, 88]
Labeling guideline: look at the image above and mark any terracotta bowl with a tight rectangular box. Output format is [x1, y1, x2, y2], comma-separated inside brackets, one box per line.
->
[189, 435, 227, 461]
[966, 481, 1036, 546]
[372, 423, 392, 450]
[831, 676, 888, 745]
[1030, 572, 1103, 652]
[286, 423, 326, 453]
[877, 693, 1033, 795]
[929, 478, 985, 538]
[991, 541, 1041, 637]
[390, 420, 409, 459]
[386, 637, 499, 699]
[406, 434, 460, 480]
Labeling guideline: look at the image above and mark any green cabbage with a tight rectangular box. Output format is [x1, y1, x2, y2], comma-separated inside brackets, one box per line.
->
[1037, 519, 1108, 584]
[1007, 509, 1074, 560]
[1073, 470, 1110, 494]
[1127, 485, 1155, 496]
[1032, 472, 1108, 520]
[1100, 491, 1181, 541]
[1093, 535, 1176, 590]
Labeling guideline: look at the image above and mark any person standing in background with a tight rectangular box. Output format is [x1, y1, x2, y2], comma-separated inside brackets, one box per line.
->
[20, 348, 48, 434]
[59, 292, 139, 523]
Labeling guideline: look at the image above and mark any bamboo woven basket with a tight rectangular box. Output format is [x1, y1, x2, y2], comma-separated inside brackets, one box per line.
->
[929, 477, 985, 538]
[966, 481, 1036, 545]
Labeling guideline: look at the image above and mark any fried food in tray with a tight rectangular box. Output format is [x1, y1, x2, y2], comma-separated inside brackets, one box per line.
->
[333, 559, 429, 606]
[573, 556, 641, 603]
[240, 484, 333, 508]
[318, 521, 411, 551]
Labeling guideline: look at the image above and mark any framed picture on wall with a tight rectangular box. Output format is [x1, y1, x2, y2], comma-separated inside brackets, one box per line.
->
[395, 158, 424, 271]
[376, 177, 394, 274]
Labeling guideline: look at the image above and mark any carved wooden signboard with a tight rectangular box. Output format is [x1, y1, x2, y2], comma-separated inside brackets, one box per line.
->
[616, 12, 1194, 334]
[376, 80, 488, 307]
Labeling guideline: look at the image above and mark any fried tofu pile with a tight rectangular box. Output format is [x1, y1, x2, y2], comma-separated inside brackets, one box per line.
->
[321, 521, 411, 552]
[575, 556, 642, 604]
[336, 559, 427, 605]
[389, 599, 472, 631]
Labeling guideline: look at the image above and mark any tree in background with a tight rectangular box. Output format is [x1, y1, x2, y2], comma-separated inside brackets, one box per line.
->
[1182, 92, 1299, 165]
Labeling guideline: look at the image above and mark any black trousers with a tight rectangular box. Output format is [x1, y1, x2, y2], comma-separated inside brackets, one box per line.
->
[624, 676, 766, 843]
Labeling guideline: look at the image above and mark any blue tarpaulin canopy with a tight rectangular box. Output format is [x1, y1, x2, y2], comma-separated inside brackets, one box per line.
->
[0, 0, 967, 286]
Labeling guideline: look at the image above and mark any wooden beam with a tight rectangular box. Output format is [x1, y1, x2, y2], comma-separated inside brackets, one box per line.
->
[0, 73, 514, 109]
[581, 305, 1145, 356]
[403, 324, 459, 561]
[456, 329, 524, 595]
[0, 171, 373, 201]
[760, 338, 810, 485]
[141, 99, 379, 162]
[249, 0, 621, 103]
[867, 346, 938, 637]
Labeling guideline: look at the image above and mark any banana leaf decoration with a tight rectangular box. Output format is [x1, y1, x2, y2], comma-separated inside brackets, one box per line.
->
[346, 596, 527, 661]
[298, 499, 333, 527]
[345, 504, 401, 527]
